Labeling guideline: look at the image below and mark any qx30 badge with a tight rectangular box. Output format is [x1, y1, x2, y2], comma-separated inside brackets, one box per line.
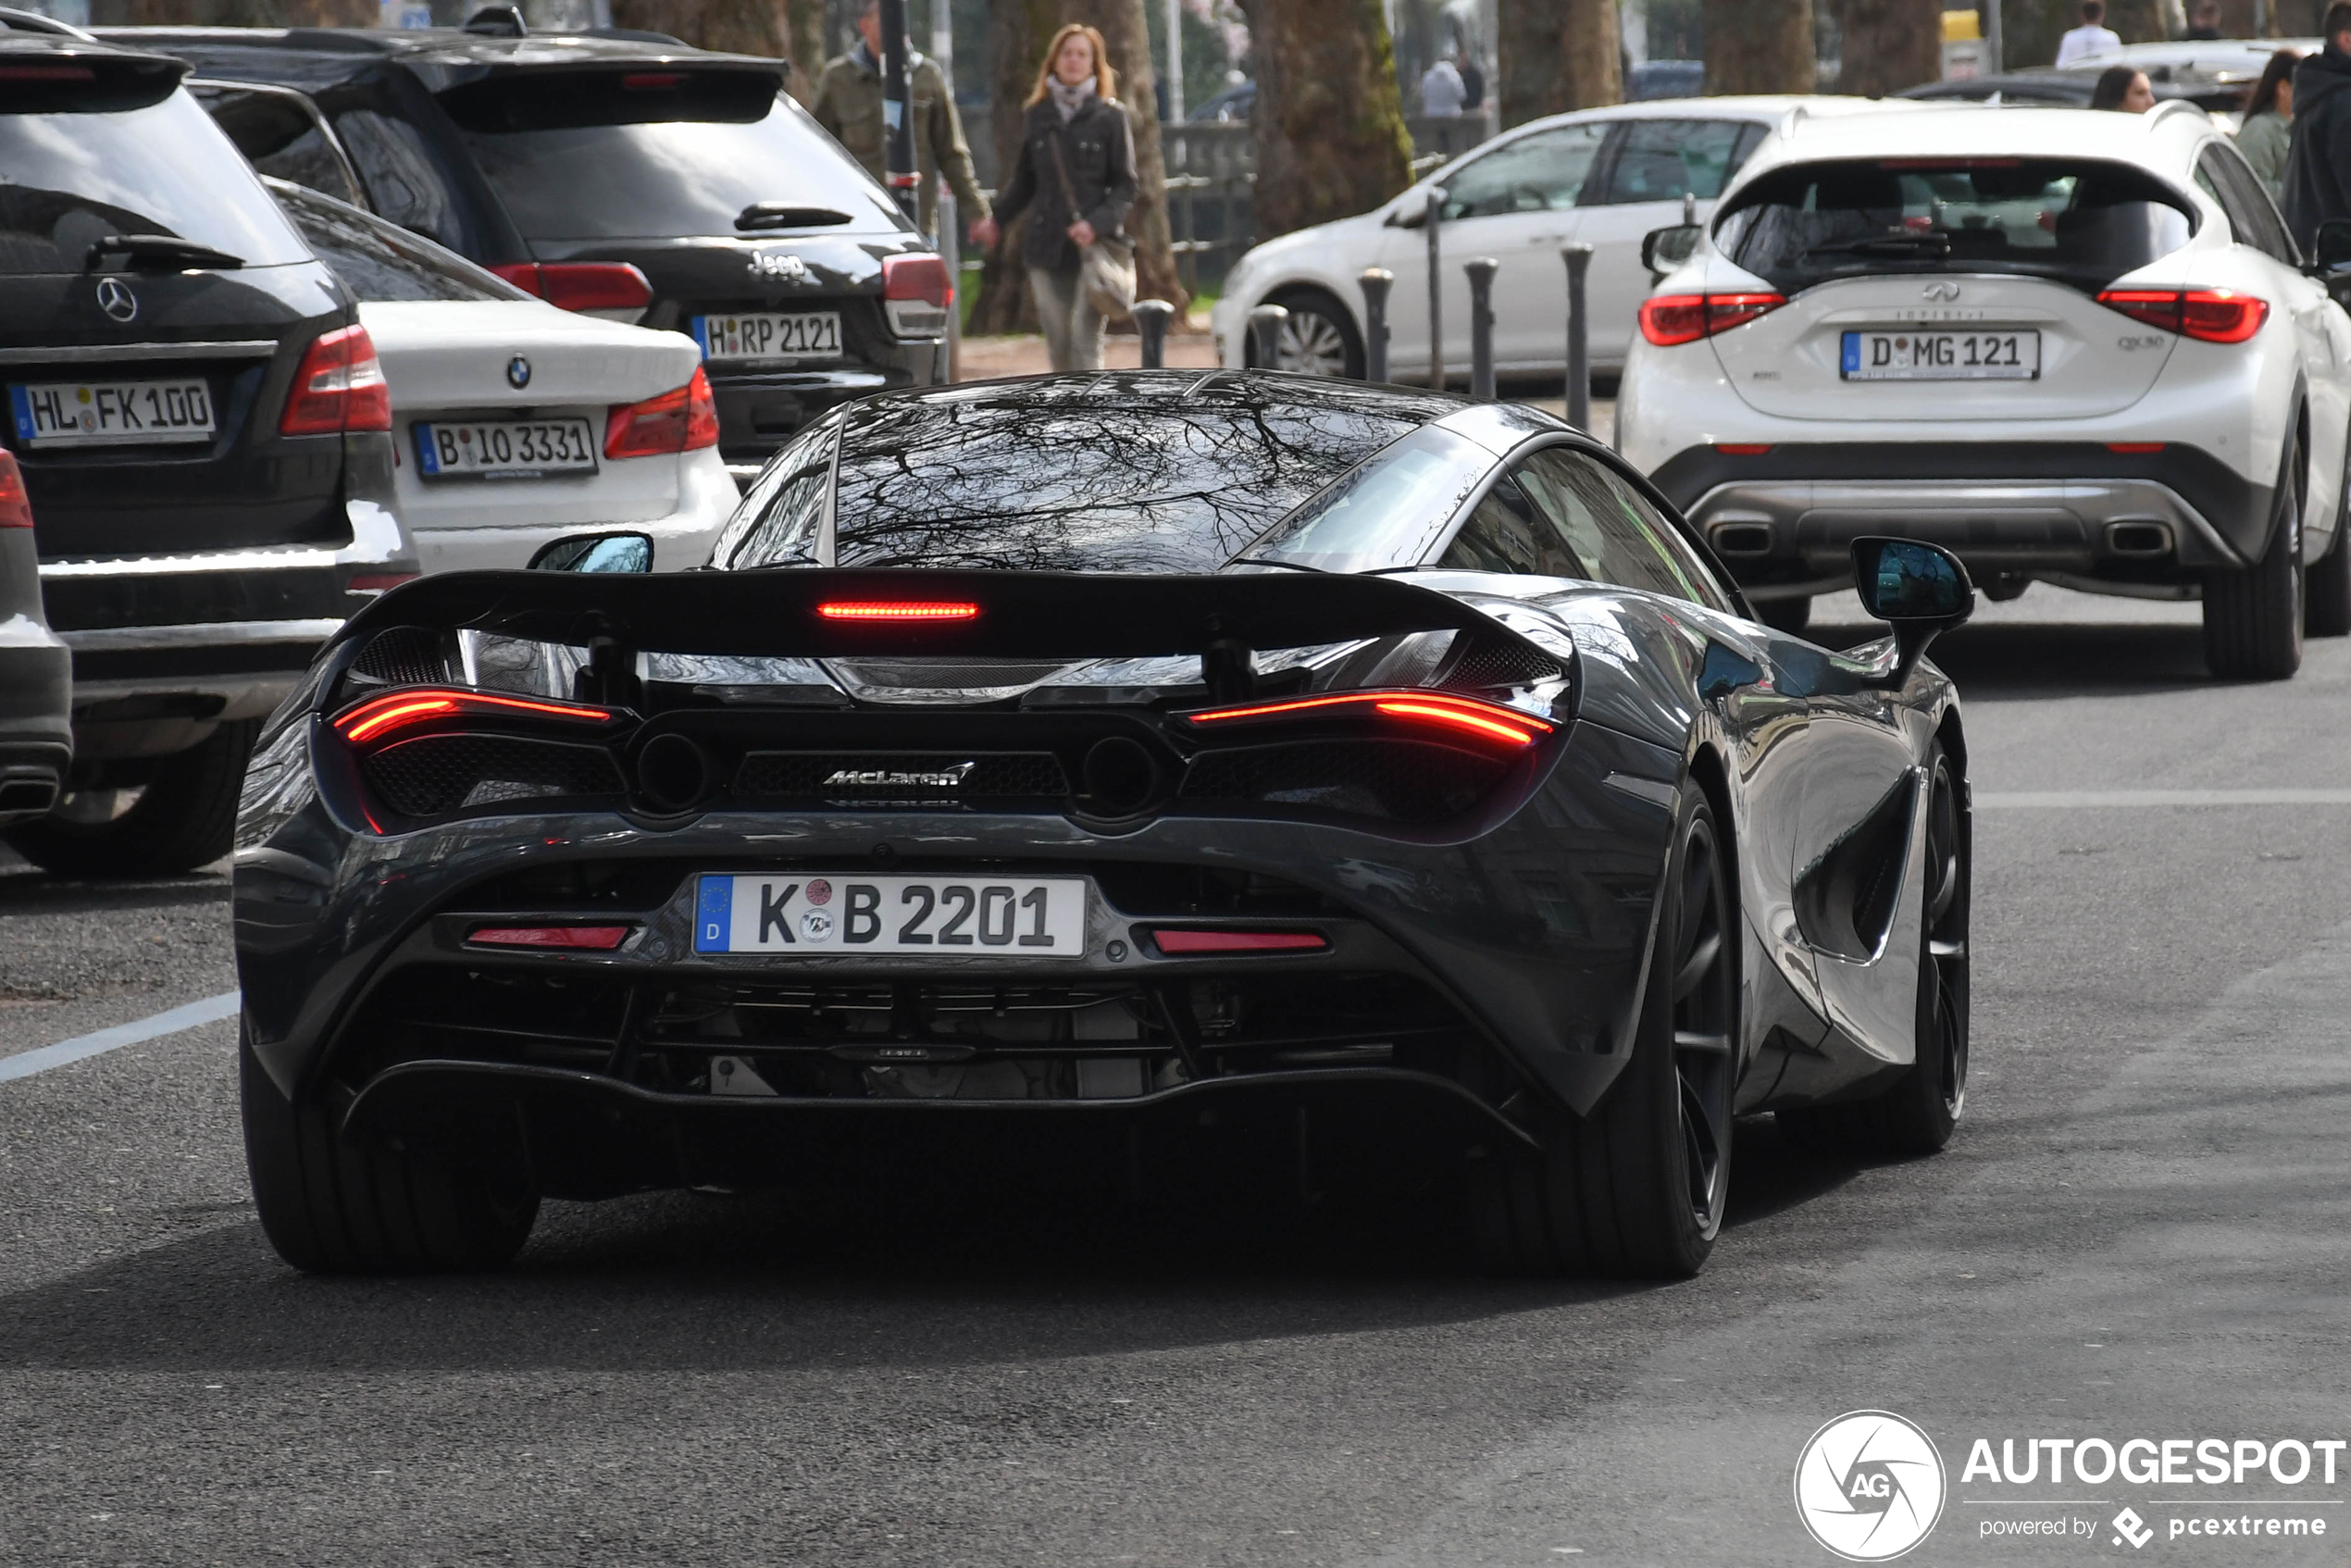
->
[94, 278, 138, 323]
[505, 355, 531, 390]
[1793, 1411, 1947, 1562]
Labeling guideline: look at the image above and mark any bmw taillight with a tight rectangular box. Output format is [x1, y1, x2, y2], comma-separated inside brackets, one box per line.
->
[0, 451, 32, 529]
[2096, 287, 2269, 343]
[1637, 292, 1787, 346]
[604, 367, 719, 459]
[281, 324, 391, 436]
[882, 253, 953, 337]
[491, 261, 653, 314]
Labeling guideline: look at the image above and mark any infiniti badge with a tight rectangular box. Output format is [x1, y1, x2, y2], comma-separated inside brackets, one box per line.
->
[1922, 281, 1961, 302]
[94, 278, 138, 323]
[505, 355, 530, 390]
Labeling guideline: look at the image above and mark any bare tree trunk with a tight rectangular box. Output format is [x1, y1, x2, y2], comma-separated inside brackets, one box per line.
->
[1064, 0, 1188, 312]
[782, 0, 828, 101]
[1240, 0, 1414, 240]
[2103, 0, 2166, 41]
[1499, 0, 1623, 129]
[1702, 0, 1816, 94]
[611, 0, 786, 53]
[971, 0, 1058, 335]
[1828, 0, 1941, 97]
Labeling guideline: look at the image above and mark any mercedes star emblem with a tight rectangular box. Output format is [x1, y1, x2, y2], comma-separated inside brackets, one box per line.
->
[505, 355, 530, 390]
[94, 278, 138, 323]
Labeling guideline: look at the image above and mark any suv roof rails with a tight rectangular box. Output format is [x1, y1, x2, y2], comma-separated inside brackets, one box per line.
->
[0, 6, 95, 39]
[462, 4, 525, 35]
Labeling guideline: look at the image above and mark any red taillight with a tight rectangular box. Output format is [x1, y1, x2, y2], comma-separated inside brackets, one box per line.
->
[332, 687, 617, 745]
[0, 65, 93, 81]
[1146, 928, 1329, 955]
[280, 324, 391, 436]
[883, 253, 953, 308]
[2096, 287, 2268, 343]
[345, 571, 418, 593]
[1637, 292, 1785, 346]
[2107, 442, 2166, 454]
[1183, 690, 1555, 751]
[491, 261, 653, 314]
[1715, 443, 1773, 456]
[815, 601, 981, 621]
[0, 452, 32, 530]
[466, 924, 633, 951]
[604, 367, 718, 459]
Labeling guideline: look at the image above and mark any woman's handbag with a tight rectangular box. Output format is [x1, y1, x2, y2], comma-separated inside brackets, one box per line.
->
[1048, 131, 1137, 319]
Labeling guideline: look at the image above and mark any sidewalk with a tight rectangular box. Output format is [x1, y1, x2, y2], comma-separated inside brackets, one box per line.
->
[955, 332, 1221, 380]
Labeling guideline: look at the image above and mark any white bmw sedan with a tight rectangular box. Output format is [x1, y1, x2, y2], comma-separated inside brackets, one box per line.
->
[1615, 102, 2351, 678]
[270, 180, 738, 577]
[1211, 97, 1894, 383]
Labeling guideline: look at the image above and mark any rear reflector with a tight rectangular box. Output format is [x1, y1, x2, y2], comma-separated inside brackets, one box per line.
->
[345, 571, 417, 593]
[0, 452, 31, 529]
[604, 367, 718, 458]
[280, 323, 391, 436]
[1183, 690, 1554, 749]
[2106, 442, 2165, 454]
[1714, 443, 1773, 455]
[1147, 928, 1328, 955]
[466, 925, 632, 951]
[491, 261, 653, 314]
[333, 687, 617, 744]
[816, 601, 981, 621]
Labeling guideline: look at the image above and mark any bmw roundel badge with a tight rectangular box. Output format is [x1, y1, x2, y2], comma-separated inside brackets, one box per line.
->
[505, 355, 530, 390]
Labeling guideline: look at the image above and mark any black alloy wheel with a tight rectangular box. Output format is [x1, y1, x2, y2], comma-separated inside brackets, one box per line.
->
[1469, 778, 1737, 1278]
[1780, 743, 1971, 1156]
[6, 720, 258, 877]
[1263, 288, 1365, 379]
[2204, 427, 2306, 679]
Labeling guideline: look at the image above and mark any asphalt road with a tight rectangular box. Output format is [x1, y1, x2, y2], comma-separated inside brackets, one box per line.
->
[4, 586, 2349, 1567]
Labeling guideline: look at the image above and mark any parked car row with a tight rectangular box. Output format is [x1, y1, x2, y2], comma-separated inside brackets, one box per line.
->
[0, 7, 945, 877]
[1215, 78, 2351, 682]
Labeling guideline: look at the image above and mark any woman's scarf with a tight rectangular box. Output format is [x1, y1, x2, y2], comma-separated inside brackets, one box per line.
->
[1048, 73, 1098, 122]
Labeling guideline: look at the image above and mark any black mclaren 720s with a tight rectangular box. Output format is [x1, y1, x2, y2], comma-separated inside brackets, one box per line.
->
[232, 371, 1975, 1279]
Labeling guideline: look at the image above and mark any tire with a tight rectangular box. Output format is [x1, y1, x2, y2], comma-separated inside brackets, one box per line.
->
[1755, 595, 1811, 636]
[7, 719, 257, 877]
[1778, 744, 1970, 1157]
[1471, 778, 1737, 1278]
[1259, 288, 1364, 379]
[241, 1023, 538, 1274]
[2203, 431, 2305, 680]
[2306, 518, 2351, 638]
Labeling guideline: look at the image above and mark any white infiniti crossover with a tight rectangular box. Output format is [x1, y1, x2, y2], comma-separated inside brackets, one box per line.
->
[1615, 102, 2351, 678]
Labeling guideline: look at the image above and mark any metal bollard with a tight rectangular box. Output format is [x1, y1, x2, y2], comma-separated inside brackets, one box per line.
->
[1131, 299, 1175, 369]
[1248, 302, 1289, 370]
[1561, 242, 1595, 432]
[1359, 267, 1394, 383]
[1424, 185, 1447, 391]
[1464, 256, 1499, 401]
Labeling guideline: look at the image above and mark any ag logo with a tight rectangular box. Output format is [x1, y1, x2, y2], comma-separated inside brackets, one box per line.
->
[1794, 1411, 1946, 1562]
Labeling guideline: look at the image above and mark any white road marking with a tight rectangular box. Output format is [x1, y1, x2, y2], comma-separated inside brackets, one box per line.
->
[1977, 788, 2351, 809]
[0, 990, 240, 1085]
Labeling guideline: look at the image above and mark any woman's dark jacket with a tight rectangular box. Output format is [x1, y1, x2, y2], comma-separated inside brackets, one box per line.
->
[993, 94, 1139, 272]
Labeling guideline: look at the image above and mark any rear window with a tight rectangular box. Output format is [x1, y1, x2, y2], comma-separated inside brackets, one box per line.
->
[1716, 157, 2195, 294]
[0, 91, 312, 274]
[271, 180, 526, 304]
[442, 71, 903, 241]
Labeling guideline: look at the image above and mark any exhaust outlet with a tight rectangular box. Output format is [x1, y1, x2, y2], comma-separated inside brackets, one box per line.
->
[2106, 520, 2173, 557]
[1710, 521, 1775, 557]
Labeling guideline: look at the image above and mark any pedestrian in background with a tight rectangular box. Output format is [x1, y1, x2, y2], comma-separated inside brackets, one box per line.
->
[1420, 52, 1466, 117]
[809, 0, 991, 242]
[971, 24, 1137, 373]
[2185, 0, 2224, 40]
[2091, 65, 2156, 111]
[2056, 0, 2121, 65]
[2285, 4, 2351, 252]
[2236, 51, 2302, 207]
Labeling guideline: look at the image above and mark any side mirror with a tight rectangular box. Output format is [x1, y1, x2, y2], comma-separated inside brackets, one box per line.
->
[529, 531, 653, 573]
[1850, 536, 1973, 688]
[1640, 222, 1702, 277]
[2313, 218, 2351, 270]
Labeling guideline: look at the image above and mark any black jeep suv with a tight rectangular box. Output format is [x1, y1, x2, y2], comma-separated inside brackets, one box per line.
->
[112, 21, 952, 474]
[0, 19, 414, 876]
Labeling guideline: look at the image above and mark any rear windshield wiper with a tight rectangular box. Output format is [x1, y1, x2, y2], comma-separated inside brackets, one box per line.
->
[1226, 555, 1329, 575]
[84, 234, 245, 272]
[736, 204, 854, 231]
[1803, 232, 1953, 258]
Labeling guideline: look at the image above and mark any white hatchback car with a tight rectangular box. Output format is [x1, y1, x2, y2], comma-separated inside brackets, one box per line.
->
[1212, 98, 1897, 383]
[271, 180, 738, 576]
[1616, 102, 2351, 678]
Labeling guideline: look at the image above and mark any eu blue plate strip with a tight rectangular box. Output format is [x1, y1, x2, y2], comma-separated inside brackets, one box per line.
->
[695, 875, 733, 952]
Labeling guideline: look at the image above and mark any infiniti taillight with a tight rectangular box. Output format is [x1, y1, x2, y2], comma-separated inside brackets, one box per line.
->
[280, 324, 390, 436]
[2096, 287, 2269, 343]
[1638, 292, 1786, 346]
[491, 261, 653, 314]
[882, 253, 953, 337]
[604, 367, 719, 459]
[0, 452, 31, 529]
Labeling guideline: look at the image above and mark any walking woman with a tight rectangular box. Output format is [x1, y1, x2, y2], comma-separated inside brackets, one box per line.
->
[972, 23, 1138, 372]
[2236, 50, 2302, 206]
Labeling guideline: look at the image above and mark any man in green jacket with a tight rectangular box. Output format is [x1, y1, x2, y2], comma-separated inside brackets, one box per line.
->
[809, 0, 991, 242]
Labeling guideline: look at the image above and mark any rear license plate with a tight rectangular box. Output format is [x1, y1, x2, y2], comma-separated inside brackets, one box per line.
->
[1840, 330, 2039, 380]
[8, 378, 214, 446]
[693, 874, 1088, 956]
[414, 418, 598, 479]
[691, 311, 841, 362]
